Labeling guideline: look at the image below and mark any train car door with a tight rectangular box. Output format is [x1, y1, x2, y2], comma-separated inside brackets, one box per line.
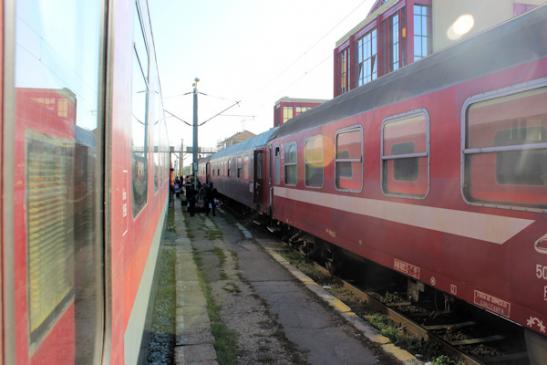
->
[253, 149, 264, 204]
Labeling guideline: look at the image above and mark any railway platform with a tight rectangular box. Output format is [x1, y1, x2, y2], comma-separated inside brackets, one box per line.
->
[170, 202, 417, 365]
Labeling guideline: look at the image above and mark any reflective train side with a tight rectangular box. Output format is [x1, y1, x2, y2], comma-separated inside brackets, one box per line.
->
[2, 0, 170, 364]
[208, 7, 547, 360]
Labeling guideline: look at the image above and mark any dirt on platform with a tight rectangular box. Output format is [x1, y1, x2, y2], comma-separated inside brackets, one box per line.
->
[184, 213, 306, 365]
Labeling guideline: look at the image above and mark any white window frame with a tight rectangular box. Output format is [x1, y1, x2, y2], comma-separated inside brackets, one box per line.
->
[460, 78, 547, 213]
[381, 109, 430, 199]
[284, 142, 297, 186]
[335, 125, 364, 193]
[304, 135, 325, 189]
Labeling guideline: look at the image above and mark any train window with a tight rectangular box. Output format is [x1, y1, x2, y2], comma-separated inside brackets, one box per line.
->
[237, 157, 242, 178]
[274, 146, 281, 185]
[151, 67, 162, 192]
[132, 4, 149, 216]
[284, 142, 297, 185]
[14, 0, 105, 361]
[243, 156, 250, 180]
[335, 127, 363, 191]
[382, 111, 429, 197]
[463, 86, 547, 208]
[305, 135, 324, 188]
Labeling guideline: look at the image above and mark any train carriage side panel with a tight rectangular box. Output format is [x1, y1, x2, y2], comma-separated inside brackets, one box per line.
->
[269, 7, 547, 339]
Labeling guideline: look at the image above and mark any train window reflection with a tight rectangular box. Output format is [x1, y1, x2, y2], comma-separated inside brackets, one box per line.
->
[284, 142, 297, 185]
[304, 135, 324, 188]
[382, 111, 429, 197]
[335, 127, 362, 191]
[14, 0, 104, 362]
[464, 87, 547, 208]
[132, 3, 149, 216]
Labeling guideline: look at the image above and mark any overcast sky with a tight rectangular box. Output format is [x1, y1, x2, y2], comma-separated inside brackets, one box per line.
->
[150, 0, 376, 152]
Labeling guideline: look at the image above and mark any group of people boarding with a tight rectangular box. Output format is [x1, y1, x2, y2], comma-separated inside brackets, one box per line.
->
[173, 175, 217, 217]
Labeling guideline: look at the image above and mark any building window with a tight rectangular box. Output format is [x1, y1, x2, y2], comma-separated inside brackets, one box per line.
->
[340, 48, 350, 94]
[382, 111, 429, 197]
[413, 5, 430, 62]
[391, 14, 400, 71]
[284, 142, 297, 185]
[357, 29, 377, 86]
[335, 127, 363, 191]
[304, 135, 324, 188]
[463, 86, 547, 209]
[283, 107, 294, 123]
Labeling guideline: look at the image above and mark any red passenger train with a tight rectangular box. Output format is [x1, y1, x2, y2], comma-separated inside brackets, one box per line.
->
[2, 0, 170, 364]
[207, 7, 547, 361]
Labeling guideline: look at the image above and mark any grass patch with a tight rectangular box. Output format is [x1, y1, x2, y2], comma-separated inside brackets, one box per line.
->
[208, 230, 223, 240]
[167, 206, 176, 232]
[146, 245, 176, 363]
[193, 249, 238, 365]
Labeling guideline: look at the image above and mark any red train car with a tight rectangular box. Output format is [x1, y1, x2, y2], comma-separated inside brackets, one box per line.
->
[1, 0, 170, 364]
[209, 128, 278, 214]
[212, 7, 547, 361]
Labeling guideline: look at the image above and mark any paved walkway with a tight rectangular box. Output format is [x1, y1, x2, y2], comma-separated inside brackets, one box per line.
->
[173, 203, 402, 364]
[173, 206, 218, 364]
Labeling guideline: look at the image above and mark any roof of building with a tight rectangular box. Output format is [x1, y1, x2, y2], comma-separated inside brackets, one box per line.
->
[211, 127, 279, 160]
[274, 97, 328, 105]
[218, 130, 256, 143]
[336, 0, 399, 47]
[276, 5, 547, 138]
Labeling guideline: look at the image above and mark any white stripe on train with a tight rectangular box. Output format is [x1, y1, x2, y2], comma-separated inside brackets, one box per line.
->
[273, 187, 534, 245]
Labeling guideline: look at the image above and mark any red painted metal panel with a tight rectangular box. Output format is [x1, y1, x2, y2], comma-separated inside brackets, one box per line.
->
[268, 57, 547, 337]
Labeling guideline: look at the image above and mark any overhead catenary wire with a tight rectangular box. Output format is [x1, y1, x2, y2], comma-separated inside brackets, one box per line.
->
[252, 0, 372, 96]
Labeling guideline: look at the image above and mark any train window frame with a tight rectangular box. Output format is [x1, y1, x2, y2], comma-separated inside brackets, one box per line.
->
[460, 78, 547, 212]
[284, 142, 297, 186]
[237, 157, 242, 179]
[131, 1, 150, 218]
[304, 135, 325, 189]
[274, 146, 281, 185]
[381, 109, 430, 199]
[335, 125, 364, 193]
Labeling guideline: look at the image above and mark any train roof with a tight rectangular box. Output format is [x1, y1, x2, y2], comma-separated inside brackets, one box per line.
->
[211, 127, 279, 160]
[274, 5, 547, 139]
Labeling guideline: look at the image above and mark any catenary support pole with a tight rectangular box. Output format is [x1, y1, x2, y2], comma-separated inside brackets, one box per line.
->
[192, 77, 199, 189]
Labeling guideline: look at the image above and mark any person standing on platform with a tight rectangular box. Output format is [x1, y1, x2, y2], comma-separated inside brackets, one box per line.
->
[186, 183, 196, 217]
[205, 182, 217, 217]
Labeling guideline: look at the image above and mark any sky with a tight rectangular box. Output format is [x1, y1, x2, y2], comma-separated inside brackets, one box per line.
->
[150, 0, 376, 153]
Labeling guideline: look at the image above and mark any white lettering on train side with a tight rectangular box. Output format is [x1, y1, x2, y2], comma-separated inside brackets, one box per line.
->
[473, 290, 511, 318]
[393, 258, 420, 280]
[536, 264, 547, 280]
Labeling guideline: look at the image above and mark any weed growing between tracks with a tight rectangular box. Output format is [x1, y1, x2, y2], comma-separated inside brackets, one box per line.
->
[277, 246, 463, 364]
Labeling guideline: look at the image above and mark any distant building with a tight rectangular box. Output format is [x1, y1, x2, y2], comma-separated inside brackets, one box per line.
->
[273, 97, 326, 127]
[217, 130, 256, 150]
[333, 0, 545, 97]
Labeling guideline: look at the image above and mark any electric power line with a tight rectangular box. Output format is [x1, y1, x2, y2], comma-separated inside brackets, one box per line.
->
[253, 0, 372, 96]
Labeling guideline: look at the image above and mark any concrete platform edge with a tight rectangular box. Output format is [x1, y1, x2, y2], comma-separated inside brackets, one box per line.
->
[258, 244, 423, 365]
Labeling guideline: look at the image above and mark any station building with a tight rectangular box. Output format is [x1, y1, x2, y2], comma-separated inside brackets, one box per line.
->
[217, 130, 256, 150]
[333, 0, 546, 97]
[273, 97, 326, 127]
